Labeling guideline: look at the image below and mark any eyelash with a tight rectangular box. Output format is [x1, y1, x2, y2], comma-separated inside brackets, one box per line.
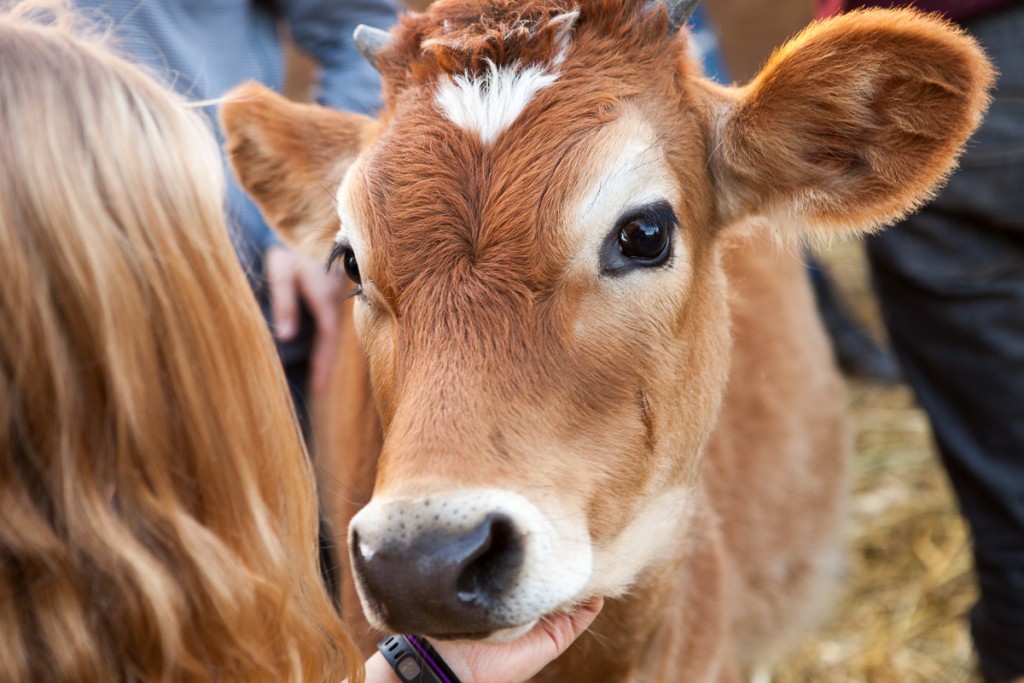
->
[326, 242, 346, 273]
[326, 242, 365, 300]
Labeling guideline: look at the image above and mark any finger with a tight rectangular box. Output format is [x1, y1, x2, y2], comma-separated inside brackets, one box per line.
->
[565, 597, 603, 641]
[436, 597, 605, 683]
[298, 269, 340, 395]
[537, 596, 604, 657]
[266, 249, 298, 341]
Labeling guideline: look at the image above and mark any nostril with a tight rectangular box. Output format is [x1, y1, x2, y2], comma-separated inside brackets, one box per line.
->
[456, 514, 523, 604]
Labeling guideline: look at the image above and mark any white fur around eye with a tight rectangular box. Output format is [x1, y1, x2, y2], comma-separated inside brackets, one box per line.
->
[335, 170, 370, 280]
[568, 111, 684, 278]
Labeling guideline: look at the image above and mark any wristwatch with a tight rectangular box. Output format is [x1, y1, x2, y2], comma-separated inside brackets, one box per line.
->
[378, 634, 464, 683]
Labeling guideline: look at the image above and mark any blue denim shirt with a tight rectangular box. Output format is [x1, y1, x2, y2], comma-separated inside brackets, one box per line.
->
[76, 0, 399, 255]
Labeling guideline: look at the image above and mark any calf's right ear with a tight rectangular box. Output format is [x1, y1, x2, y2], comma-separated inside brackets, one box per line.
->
[710, 8, 994, 237]
[220, 82, 379, 251]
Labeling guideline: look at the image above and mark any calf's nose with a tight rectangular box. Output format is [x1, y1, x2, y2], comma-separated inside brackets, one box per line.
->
[352, 513, 525, 637]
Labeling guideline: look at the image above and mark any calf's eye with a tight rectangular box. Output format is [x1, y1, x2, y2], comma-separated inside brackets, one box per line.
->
[619, 218, 668, 260]
[600, 201, 678, 275]
[327, 242, 362, 285]
[343, 248, 361, 285]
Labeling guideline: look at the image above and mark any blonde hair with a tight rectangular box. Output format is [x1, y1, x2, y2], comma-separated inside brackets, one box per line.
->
[0, 2, 360, 680]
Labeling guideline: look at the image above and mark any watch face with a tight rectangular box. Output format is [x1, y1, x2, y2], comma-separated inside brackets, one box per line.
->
[397, 656, 423, 680]
[379, 635, 458, 683]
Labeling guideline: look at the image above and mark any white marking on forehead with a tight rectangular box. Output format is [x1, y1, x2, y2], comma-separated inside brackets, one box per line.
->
[435, 61, 559, 144]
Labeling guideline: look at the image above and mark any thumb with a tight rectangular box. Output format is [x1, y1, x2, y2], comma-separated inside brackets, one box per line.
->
[435, 597, 604, 683]
[530, 597, 604, 660]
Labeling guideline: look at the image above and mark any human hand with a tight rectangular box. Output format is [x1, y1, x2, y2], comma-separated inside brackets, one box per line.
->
[264, 244, 343, 395]
[431, 597, 604, 683]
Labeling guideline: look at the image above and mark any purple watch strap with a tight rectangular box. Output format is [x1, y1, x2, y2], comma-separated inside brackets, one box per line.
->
[406, 635, 457, 683]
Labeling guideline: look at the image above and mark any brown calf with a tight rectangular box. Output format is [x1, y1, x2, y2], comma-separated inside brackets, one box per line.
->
[222, 1, 992, 680]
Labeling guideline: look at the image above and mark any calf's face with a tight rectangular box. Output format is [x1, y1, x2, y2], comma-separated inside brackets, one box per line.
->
[222, 0, 992, 640]
[336, 95, 728, 638]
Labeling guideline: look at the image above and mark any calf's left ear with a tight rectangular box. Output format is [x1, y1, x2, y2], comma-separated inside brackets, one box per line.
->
[710, 8, 994, 235]
[220, 82, 379, 251]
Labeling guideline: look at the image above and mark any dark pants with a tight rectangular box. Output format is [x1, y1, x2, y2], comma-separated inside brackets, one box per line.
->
[867, 6, 1024, 680]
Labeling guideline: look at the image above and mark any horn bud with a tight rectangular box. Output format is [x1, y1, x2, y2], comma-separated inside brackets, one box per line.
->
[660, 0, 701, 31]
[354, 24, 391, 71]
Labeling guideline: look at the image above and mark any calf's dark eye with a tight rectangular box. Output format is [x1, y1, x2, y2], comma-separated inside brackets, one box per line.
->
[619, 218, 668, 260]
[601, 201, 678, 275]
[343, 248, 361, 284]
[327, 242, 362, 285]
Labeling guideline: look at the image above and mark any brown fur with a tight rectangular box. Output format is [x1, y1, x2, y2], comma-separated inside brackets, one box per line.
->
[221, 2, 993, 680]
[714, 10, 993, 233]
[223, 91, 379, 255]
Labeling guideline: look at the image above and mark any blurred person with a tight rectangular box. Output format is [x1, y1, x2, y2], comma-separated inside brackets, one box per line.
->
[72, 0, 403, 598]
[819, 1, 1024, 681]
[0, 3, 601, 680]
[71, 0, 399, 431]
